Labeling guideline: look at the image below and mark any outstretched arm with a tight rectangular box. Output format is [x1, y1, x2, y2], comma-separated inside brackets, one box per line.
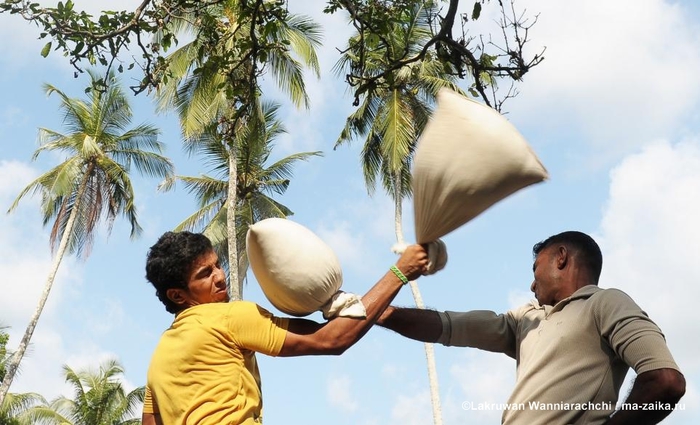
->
[605, 368, 685, 425]
[376, 305, 443, 343]
[278, 244, 428, 356]
[142, 413, 163, 425]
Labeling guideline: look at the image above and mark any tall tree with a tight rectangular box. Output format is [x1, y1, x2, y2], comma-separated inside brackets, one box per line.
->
[0, 71, 174, 404]
[153, 1, 322, 299]
[334, 3, 462, 423]
[333, 1, 542, 423]
[0, 327, 45, 425]
[0, 0, 541, 297]
[159, 101, 322, 287]
[22, 359, 143, 425]
[0, 1, 542, 105]
[0, 327, 9, 384]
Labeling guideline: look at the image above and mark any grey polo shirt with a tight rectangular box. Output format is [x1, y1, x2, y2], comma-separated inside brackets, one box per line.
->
[437, 285, 680, 425]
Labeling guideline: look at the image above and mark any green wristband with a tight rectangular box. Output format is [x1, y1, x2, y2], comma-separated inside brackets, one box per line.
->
[390, 265, 409, 284]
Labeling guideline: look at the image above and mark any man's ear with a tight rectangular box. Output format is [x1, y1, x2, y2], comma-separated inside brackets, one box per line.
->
[166, 288, 188, 306]
[556, 246, 569, 270]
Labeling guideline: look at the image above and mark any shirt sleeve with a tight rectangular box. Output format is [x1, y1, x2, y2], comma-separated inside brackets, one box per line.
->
[594, 288, 680, 374]
[142, 385, 159, 414]
[437, 304, 532, 358]
[227, 301, 290, 356]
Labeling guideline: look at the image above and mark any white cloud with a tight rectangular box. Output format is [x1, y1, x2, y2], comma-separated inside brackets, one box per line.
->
[0, 160, 90, 401]
[509, 0, 700, 160]
[85, 300, 126, 335]
[316, 220, 366, 270]
[388, 389, 433, 425]
[6, 327, 74, 399]
[8, 325, 133, 401]
[597, 138, 700, 422]
[315, 196, 396, 277]
[0, 160, 63, 325]
[327, 375, 359, 413]
[447, 350, 515, 424]
[598, 139, 700, 370]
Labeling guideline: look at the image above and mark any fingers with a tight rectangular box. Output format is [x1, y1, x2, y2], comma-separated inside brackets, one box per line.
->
[396, 244, 430, 280]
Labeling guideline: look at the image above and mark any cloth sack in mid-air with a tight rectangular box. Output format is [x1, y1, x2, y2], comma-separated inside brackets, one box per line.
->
[246, 218, 366, 319]
[412, 88, 548, 245]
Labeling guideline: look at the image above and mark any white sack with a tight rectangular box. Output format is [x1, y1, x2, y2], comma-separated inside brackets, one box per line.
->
[246, 218, 366, 319]
[412, 88, 548, 243]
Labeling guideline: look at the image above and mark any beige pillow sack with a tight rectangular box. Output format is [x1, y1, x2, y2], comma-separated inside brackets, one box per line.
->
[412, 88, 548, 244]
[246, 218, 365, 318]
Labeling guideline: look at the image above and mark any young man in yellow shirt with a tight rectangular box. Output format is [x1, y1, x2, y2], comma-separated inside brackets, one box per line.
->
[142, 231, 428, 425]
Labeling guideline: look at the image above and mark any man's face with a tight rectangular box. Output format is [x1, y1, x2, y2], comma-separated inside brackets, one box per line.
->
[181, 250, 229, 306]
[530, 246, 559, 306]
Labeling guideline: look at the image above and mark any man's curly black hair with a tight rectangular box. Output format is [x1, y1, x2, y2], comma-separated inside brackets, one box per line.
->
[145, 231, 214, 314]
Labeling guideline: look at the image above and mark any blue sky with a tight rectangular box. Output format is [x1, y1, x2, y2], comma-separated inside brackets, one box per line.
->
[1, 1, 699, 424]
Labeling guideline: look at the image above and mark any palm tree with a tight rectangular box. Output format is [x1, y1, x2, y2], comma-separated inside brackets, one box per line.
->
[334, 3, 464, 424]
[0, 392, 47, 425]
[0, 71, 174, 404]
[1, 326, 45, 425]
[22, 359, 143, 425]
[0, 326, 10, 384]
[154, 1, 322, 300]
[159, 101, 322, 286]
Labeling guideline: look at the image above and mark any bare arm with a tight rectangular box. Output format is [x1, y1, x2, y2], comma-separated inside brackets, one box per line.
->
[277, 244, 428, 356]
[376, 305, 443, 343]
[142, 413, 163, 425]
[605, 368, 686, 425]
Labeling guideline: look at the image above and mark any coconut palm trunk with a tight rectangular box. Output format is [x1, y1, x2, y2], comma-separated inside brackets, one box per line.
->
[393, 176, 443, 425]
[227, 142, 241, 300]
[0, 168, 91, 405]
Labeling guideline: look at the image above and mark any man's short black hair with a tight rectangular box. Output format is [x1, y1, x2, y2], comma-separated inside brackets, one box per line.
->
[145, 231, 214, 314]
[533, 231, 603, 284]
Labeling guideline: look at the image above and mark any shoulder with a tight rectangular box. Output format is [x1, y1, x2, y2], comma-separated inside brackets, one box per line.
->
[589, 287, 654, 333]
[229, 300, 275, 316]
[590, 287, 643, 310]
[187, 301, 267, 313]
[509, 300, 545, 321]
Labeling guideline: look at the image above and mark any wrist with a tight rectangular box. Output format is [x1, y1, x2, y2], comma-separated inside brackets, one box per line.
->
[390, 265, 410, 284]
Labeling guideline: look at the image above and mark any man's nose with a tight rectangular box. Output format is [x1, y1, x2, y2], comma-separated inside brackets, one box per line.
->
[215, 267, 226, 284]
[530, 280, 536, 293]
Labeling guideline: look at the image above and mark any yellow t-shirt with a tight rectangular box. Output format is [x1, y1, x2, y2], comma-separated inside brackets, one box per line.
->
[143, 301, 289, 424]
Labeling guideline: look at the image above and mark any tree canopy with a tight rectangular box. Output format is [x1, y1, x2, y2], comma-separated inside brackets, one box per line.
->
[0, 0, 543, 110]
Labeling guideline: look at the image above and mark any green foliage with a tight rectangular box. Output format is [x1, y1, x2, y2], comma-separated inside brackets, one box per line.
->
[7, 70, 174, 258]
[1, 0, 541, 106]
[0, 392, 47, 425]
[471, 1, 483, 21]
[0, 328, 8, 383]
[159, 101, 322, 280]
[0, 71, 175, 408]
[334, 1, 462, 201]
[22, 359, 143, 425]
[149, 0, 322, 296]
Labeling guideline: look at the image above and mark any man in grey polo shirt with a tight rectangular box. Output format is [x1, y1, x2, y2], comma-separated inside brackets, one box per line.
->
[377, 231, 685, 424]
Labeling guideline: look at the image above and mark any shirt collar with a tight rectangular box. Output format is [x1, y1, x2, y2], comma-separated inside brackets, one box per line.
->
[547, 284, 601, 316]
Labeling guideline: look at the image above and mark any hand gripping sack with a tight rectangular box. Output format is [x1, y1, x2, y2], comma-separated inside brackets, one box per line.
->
[246, 218, 366, 319]
[412, 88, 548, 244]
